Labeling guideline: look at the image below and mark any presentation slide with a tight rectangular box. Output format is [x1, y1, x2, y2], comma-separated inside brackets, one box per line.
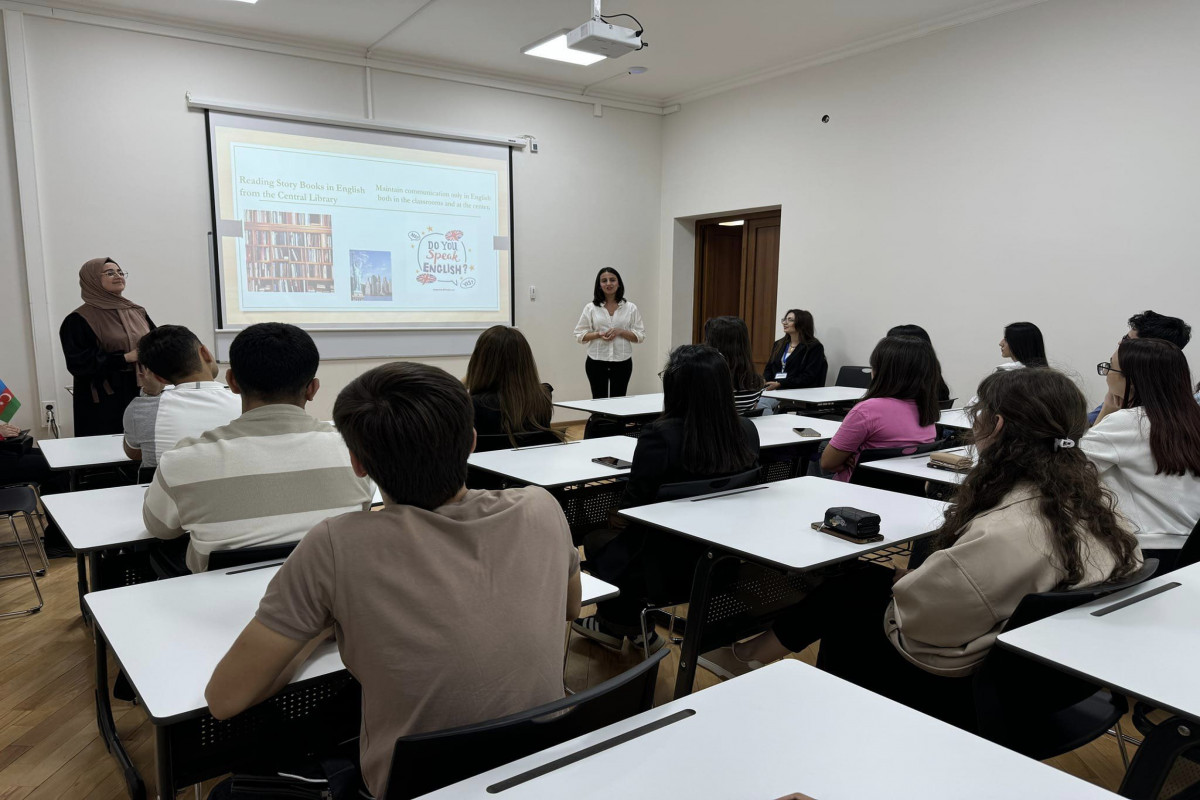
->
[207, 111, 513, 330]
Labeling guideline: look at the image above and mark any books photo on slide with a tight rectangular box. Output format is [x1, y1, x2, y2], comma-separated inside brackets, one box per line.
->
[243, 210, 334, 294]
[350, 250, 393, 302]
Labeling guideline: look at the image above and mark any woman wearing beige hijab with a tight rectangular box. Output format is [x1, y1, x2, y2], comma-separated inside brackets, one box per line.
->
[58, 258, 154, 436]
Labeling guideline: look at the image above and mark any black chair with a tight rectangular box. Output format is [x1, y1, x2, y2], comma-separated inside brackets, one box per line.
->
[835, 366, 872, 389]
[972, 559, 1159, 762]
[473, 430, 562, 453]
[938, 397, 959, 411]
[0, 483, 49, 617]
[849, 441, 946, 493]
[1119, 713, 1200, 800]
[207, 541, 300, 571]
[1167, 516, 1200, 572]
[382, 648, 667, 800]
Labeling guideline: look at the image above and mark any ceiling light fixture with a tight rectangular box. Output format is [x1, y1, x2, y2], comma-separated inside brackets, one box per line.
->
[523, 31, 607, 66]
[718, 220, 745, 227]
[222, 0, 259, 4]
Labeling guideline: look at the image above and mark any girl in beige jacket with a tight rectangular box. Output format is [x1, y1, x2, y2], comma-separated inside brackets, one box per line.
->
[710, 367, 1142, 724]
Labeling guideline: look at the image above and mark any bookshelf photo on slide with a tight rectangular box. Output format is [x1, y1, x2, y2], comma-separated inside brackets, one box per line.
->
[244, 210, 334, 293]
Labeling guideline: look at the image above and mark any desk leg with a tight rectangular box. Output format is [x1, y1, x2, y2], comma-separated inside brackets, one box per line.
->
[94, 629, 146, 800]
[77, 554, 90, 621]
[672, 550, 734, 701]
[155, 725, 176, 800]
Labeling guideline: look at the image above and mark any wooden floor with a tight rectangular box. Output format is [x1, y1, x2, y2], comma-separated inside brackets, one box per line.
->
[0, 519, 1136, 798]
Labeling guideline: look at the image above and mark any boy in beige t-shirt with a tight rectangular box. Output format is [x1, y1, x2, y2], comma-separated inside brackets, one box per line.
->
[205, 362, 582, 798]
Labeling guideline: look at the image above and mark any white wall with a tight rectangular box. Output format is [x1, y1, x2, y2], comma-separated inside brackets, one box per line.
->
[660, 0, 1200, 404]
[2, 12, 662, 431]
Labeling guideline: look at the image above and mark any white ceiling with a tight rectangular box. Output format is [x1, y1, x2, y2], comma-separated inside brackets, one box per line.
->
[22, 0, 1048, 105]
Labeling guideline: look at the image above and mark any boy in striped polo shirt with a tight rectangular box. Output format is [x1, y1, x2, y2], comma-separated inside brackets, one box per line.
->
[143, 323, 374, 573]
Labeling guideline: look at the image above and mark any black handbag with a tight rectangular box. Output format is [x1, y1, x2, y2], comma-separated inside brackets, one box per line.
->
[822, 506, 881, 537]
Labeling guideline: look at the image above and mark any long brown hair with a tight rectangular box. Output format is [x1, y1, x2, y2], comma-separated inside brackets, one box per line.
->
[861, 335, 941, 427]
[703, 316, 764, 392]
[1117, 337, 1200, 476]
[660, 345, 757, 476]
[464, 326, 559, 445]
[935, 368, 1140, 586]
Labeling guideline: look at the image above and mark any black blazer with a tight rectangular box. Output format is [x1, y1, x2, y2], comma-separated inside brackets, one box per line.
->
[762, 339, 828, 389]
[620, 416, 760, 508]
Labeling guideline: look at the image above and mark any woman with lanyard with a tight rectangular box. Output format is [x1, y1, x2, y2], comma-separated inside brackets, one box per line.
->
[573, 267, 646, 399]
[59, 257, 154, 436]
[762, 308, 827, 392]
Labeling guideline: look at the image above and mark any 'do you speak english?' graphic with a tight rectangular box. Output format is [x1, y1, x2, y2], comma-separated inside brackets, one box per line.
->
[409, 228, 478, 291]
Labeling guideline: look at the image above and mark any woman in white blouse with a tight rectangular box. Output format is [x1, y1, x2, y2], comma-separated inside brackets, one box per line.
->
[573, 268, 646, 398]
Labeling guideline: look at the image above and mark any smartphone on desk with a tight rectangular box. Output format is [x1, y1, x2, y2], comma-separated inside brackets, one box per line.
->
[592, 456, 633, 469]
[810, 521, 884, 545]
[794, 428, 821, 438]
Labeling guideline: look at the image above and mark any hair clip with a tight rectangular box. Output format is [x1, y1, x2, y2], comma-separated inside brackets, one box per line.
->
[1053, 437, 1076, 451]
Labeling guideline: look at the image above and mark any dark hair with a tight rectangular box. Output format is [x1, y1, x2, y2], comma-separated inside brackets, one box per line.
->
[862, 336, 941, 426]
[137, 325, 203, 384]
[228, 323, 319, 402]
[937, 368, 1140, 585]
[659, 345, 757, 476]
[770, 309, 817, 363]
[1128, 310, 1191, 350]
[1003, 322, 1047, 367]
[703, 316, 764, 392]
[887, 324, 951, 403]
[1116, 338, 1200, 476]
[464, 326, 559, 446]
[333, 362, 473, 508]
[591, 268, 626, 306]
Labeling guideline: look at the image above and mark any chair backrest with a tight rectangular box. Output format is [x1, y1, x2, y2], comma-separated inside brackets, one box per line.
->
[382, 648, 667, 800]
[974, 559, 1158, 743]
[849, 441, 945, 493]
[206, 541, 299, 571]
[1174, 516, 1200, 571]
[654, 467, 762, 502]
[835, 366, 872, 389]
[473, 430, 562, 453]
[938, 397, 959, 411]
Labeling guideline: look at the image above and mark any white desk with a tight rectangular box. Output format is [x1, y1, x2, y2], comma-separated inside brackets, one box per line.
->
[38, 432, 131, 470]
[417, 659, 1118, 800]
[751, 413, 841, 448]
[938, 408, 972, 430]
[468, 437, 638, 488]
[622, 476, 946, 698]
[42, 483, 151, 553]
[998, 561, 1200, 723]
[860, 446, 972, 487]
[580, 573, 619, 605]
[762, 385, 864, 406]
[553, 393, 664, 418]
[620, 476, 946, 572]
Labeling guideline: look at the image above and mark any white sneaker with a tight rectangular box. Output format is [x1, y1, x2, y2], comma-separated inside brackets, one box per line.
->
[698, 645, 764, 680]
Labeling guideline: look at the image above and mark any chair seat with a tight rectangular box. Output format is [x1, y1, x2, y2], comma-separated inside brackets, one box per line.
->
[993, 690, 1127, 761]
[0, 486, 39, 515]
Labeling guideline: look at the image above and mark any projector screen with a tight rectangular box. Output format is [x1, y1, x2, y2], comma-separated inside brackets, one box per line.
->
[206, 110, 513, 346]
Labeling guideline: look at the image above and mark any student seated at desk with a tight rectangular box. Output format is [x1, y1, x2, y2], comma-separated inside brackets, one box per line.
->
[1087, 310, 1195, 425]
[205, 362, 581, 798]
[574, 344, 759, 652]
[122, 325, 241, 469]
[142, 323, 374, 573]
[887, 324, 952, 405]
[1083, 337, 1200, 570]
[821, 335, 940, 482]
[996, 321, 1048, 370]
[707, 368, 1143, 725]
[463, 325, 560, 448]
[704, 315, 765, 414]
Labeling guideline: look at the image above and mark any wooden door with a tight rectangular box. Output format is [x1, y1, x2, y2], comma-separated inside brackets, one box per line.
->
[692, 211, 781, 373]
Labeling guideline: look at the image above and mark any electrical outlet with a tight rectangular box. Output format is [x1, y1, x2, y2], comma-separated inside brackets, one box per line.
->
[41, 400, 56, 426]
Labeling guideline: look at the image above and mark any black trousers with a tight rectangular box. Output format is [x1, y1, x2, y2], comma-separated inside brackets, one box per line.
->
[772, 564, 975, 728]
[586, 525, 705, 633]
[585, 357, 633, 399]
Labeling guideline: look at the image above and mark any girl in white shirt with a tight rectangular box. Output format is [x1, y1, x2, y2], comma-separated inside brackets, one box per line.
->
[1083, 337, 1200, 568]
[573, 268, 646, 398]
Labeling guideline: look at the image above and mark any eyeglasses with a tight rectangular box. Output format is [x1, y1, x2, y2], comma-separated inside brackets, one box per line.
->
[1096, 362, 1123, 376]
[780, 318, 795, 324]
[101, 269, 128, 278]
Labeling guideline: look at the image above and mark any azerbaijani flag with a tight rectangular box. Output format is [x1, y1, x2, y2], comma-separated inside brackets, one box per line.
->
[0, 379, 21, 423]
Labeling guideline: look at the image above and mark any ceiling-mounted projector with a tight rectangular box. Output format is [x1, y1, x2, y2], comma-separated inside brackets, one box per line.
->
[567, 1, 646, 58]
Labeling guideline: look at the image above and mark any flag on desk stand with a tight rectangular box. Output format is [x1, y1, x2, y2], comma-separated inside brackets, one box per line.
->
[0, 379, 21, 423]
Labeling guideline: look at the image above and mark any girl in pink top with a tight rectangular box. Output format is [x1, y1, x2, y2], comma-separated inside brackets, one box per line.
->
[823, 335, 942, 481]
